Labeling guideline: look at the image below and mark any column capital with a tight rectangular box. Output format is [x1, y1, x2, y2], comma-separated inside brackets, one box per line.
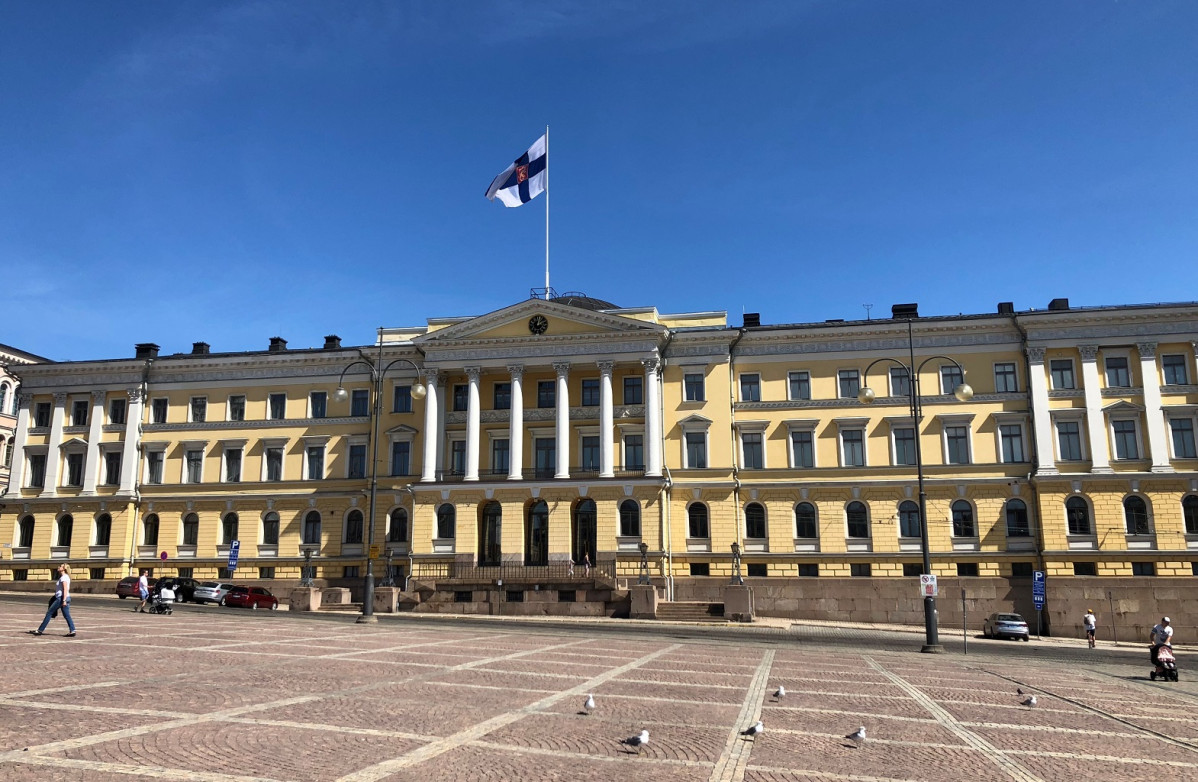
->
[52, 392, 68, 405]
[596, 360, 615, 374]
[507, 364, 525, 380]
[91, 389, 108, 402]
[1078, 345, 1100, 361]
[1136, 342, 1158, 358]
[465, 366, 482, 382]
[552, 361, 571, 376]
[1025, 346, 1046, 363]
[127, 387, 144, 403]
[16, 393, 31, 409]
[642, 357, 660, 373]
[424, 368, 443, 387]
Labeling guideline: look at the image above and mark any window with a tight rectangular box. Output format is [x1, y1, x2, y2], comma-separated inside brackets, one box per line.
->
[222, 513, 239, 545]
[16, 515, 34, 548]
[581, 378, 600, 407]
[1057, 421, 1083, 461]
[182, 513, 199, 546]
[850, 563, 872, 577]
[957, 563, 979, 577]
[351, 390, 370, 417]
[994, 363, 1018, 393]
[34, 402, 51, 428]
[581, 436, 600, 471]
[791, 430, 814, 468]
[0, 384, 6, 414]
[1050, 360, 1076, 389]
[151, 398, 167, 424]
[1170, 419, 1196, 459]
[890, 367, 910, 397]
[619, 500, 640, 537]
[72, 399, 89, 427]
[747, 563, 768, 578]
[28, 454, 46, 488]
[1000, 424, 1026, 463]
[838, 370, 860, 399]
[110, 398, 127, 425]
[898, 500, 921, 538]
[1005, 499, 1030, 537]
[259, 567, 275, 579]
[846, 501, 869, 538]
[392, 385, 412, 413]
[1105, 356, 1130, 388]
[1132, 561, 1156, 577]
[951, 500, 975, 537]
[225, 448, 242, 483]
[185, 449, 203, 483]
[345, 510, 364, 544]
[452, 384, 468, 412]
[66, 452, 84, 486]
[262, 512, 279, 545]
[436, 504, 455, 538]
[745, 503, 766, 539]
[348, 443, 367, 479]
[689, 562, 710, 576]
[104, 452, 121, 485]
[688, 503, 709, 538]
[143, 514, 159, 546]
[787, 370, 810, 401]
[623, 376, 643, 405]
[1124, 496, 1151, 535]
[3, 439, 11, 467]
[302, 511, 321, 545]
[449, 440, 466, 475]
[147, 451, 164, 484]
[799, 564, 819, 577]
[1073, 562, 1097, 576]
[265, 447, 284, 481]
[343, 566, 359, 579]
[265, 393, 285, 420]
[945, 425, 971, 465]
[624, 435, 644, 470]
[310, 391, 327, 419]
[94, 513, 111, 546]
[794, 503, 817, 538]
[190, 397, 207, 422]
[306, 445, 324, 479]
[685, 372, 705, 402]
[228, 395, 245, 422]
[391, 441, 410, 476]
[388, 508, 408, 543]
[739, 374, 760, 402]
[537, 380, 555, 408]
[57, 515, 73, 546]
[1112, 420, 1139, 460]
[534, 437, 555, 477]
[940, 365, 964, 395]
[841, 429, 865, 467]
[893, 427, 916, 466]
[1184, 495, 1198, 535]
[1011, 562, 1033, 577]
[903, 563, 922, 577]
[1066, 496, 1091, 535]
[685, 432, 707, 468]
[741, 432, 764, 469]
[1162, 354, 1189, 386]
[493, 382, 511, 410]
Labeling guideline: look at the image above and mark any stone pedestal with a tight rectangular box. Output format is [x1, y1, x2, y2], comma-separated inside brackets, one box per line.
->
[724, 584, 754, 623]
[322, 587, 351, 604]
[373, 586, 400, 614]
[629, 584, 658, 620]
[289, 587, 321, 612]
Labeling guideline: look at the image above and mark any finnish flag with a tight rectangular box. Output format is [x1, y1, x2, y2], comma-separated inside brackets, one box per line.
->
[485, 134, 547, 207]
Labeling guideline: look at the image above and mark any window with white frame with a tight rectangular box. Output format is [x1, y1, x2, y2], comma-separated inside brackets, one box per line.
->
[892, 425, 916, 466]
[184, 448, 203, 483]
[223, 446, 243, 483]
[351, 389, 370, 417]
[940, 365, 964, 395]
[1170, 418, 1196, 459]
[898, 500, 920, 538]
[581, 435, 600, 471]
[741, 431, 764, 469]
[34, 401, 51, 428]
[994, 362, 1018, 393]
[310, 391, 328, 419]
[1162, 354, 1190, 386]
[1066, 496, 1092, 535]
[537, 380, 555, 408]
[449, 440, 466, 475]
[109, 397, 127, 425]
[103, 451, 121, 485]
[65, 451, 84, 486]
[348, 442, 368, 479]
[999, 423, 1027, 463]
[189, 396, 207, 423]
[344, 510, 364, 544]
[838, 369, 860, 399]
[228, 395, 246, 422]
[944, 423, 971, 465]
[451, 383, 468, 412]
[492, 382, 511, 410]
[623, 432, 644, 470]
[619, 500, 641, 537]
[388, 508, 408, 543]
[151, 397, 168, 424]
[391, 440, 411, 476]
[745, 503, 766, 539]
[952, 500, 976, 537]
[490, 437, 509, 474]
[182, 513, 199, 545]
[262, 512, 280, 545]
[146, 449, 165, 484]
[623, 376, 643, 405]
[788, 370, 810, 401]
[392, 385, 413, 413]
[71, 398, 89, 427]
[839, 425, 866, 467]
[305, 443, 326, 480]
[1111, 419, 1140, 460]
[846, 501, 869, 538]
[302, 511, 321, 545]
[739, 373, 761, 402]
[1124, 495, 1151, 535]
[1105, 355, 1131, 388]
[581, 378, 600, 407]
[1050, 359, 1075, 389]
[263, 443, 285, 481]
[1056, 419, 1085, 461]
[794, 502, 818, 538]
[687, 503, 709, 538]
[28, 452, 47, 488]
[788, 422, 816, 468]
[684, 370, 705, 402]
[889, 367, 910, 397]
[685, 432, 707, 468]
[1005, 499, 1030, 537]
[268, 393, 286, 420]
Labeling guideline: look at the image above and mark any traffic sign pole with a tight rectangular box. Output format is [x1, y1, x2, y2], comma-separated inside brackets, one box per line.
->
[1033, 571, 1046, 639]
[227, 540, 241, 574]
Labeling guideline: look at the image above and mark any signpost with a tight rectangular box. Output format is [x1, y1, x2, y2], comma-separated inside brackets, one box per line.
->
[1033, 570, 1046, 639]
[919, 574, 938, 598]
[962, 587, 968, 656]
[227, 540, 240, 573]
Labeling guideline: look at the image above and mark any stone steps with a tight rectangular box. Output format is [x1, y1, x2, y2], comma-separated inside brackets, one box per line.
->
[656, 601, 726, 623]
[322, 602, 363, 612]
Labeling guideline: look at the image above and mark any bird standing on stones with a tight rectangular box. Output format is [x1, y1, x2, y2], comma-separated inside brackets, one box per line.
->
[621, 729, 649, 754]
[1021, 695, 1037, 708]
[741, 720, 764, 739]
[845, 726, 866, 747]
[774, 685, 786, 699]
[1016, 688, 1024, 695]
[583, 693, 596, 715]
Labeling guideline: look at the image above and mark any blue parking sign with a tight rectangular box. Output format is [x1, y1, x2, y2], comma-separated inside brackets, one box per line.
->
[1032, 570, 1045, 609]
[228, 540, 240, 572]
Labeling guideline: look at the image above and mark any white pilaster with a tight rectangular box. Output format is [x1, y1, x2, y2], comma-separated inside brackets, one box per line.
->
[507, 365, 524, 480]
[1138, 342, 1173, 473]
[43, 392, 67, 495]
[464, 367, 481, 481]
[4, 394, 31, 496]
[81, 389, 106, 495]
[118, 388, 143, 494]
[554, 362, 571, 479]
[644, 357, 662, 477]
[598, 361, 615, 478]
[1080, 345, 1112, 473]
[435, 373, 447, 477]
[1026, 347, 1057, 476]
[420, 369, 441, 482]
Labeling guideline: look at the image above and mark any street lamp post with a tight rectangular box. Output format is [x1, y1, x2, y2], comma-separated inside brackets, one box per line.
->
[334, 339, 425, 624]
[858, 317, 972, 653]
[730, 541, 744, 586]
[637, 541, 651, 585]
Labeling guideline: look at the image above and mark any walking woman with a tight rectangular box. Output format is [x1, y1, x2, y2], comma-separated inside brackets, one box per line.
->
[30, 563, 76, 637]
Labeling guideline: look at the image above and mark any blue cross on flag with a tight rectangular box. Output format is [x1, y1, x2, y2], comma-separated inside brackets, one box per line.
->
[485, 134, 547, 207]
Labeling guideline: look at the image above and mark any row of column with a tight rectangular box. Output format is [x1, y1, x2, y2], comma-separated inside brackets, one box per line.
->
[420, 359, 663, 482]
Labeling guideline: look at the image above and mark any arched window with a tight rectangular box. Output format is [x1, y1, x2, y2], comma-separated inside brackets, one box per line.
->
[572, 499, 596, 564]
[688, 503, 709, 538]
[222, 512, 239, 545]
[898, 501, 920, 538]
[480, 501, 502, 565]
[388, 508, 408, 543]
[143, 514, 159, 546]
[436, 504, 456, 539]
[951, 500, 975, 537]
[94, 513, 112, 546]
[1124, 496, 1151, 535]
[262, 512, 279, 545]
[18, 515, 35, 548]
[302, 511, 322, 545]
[0, 383, 8, 413]
[525, 500, 549, 566]
[182, 513, 199, 545]
[3, 437, 12, 467]
[57, 514, 73, 546]
[620, 500, 641, 537]
[846, 501, 869, 539]
[745, 503, 766, 539]
[794, 503, 817, 538]
[1066, 496, 1091, 536]
[1005, 499, 1029, 537]
[345, 510, 364, 544]
[1184, 495, 1198, 535]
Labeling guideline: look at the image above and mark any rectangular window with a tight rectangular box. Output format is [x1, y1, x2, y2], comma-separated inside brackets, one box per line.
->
[581, 378, 600, 407]
[798, 564, 819, 577]
[1105, 356, 1130, 388]
[266, 447, 283, 481]
[268, 393, 286, 420]
[581, 436, 600, 471]
[28, 454, 47, 488]
[72, 399, 89, 427]
[842, 430, 865, 467]
[343, 566, 359, 579]
[391, 441, 411, 476]
[452, 384, 468, 412]
[190, 397, 207, 422]
[685, 372, 705, 402]
[903, 563, 922, 577]
[66, 452, 84, 486]
[103, 452, 121, 485]
[228, 395, 246, 422]
[1050, 360, 1075, 389]
[1073, 562, 1098, 576]
[351, 390, 369, 417]
[534, 438, 555, 477]
[623, 376, 643, 405]
[1132, 561, 1156, 577]
[624, 435, 644, 470]
[890, 367, 910, 398]
[306, 446, 324, 479]
[259, 567, 276, 579]
[1011, 562, 1034, 577]
[35, 402, 52, 428]
[1000, 425, 1026, 463]
[90, 567, 105, 580]
[893, 427, 916, 466]
[994, 362, 1018, 393]
[151, 398, 167, 424]
[537, 380, 555, 408]
[747, 563, 768, 578]
[493, 382, 511, 410]
[945, 425, 971, 465]
[1162, 354, 1189, 386]
[685, 432, 707, 468]
[788, 371, 810, 401]
[739, 374, 761, 402]
[185, 449, 203, 483]
[1171, 419, 1197, 459]
[689, 562, 710, 577]
[310, 391, 327, 419]
[147, 451, 164, 485]
[838, 370, 860, 399]
[741, 432, 764, 469]
[392, 386, 412, 413]
[449, 440, 466, 475]
[957, 563, 979, 577]
[940, 365, 964, 395]
[109, 398, 127, 425]
[225, 448, 242, 483]
[1057, 421, 1083, 461]
[348, 444, 367, 479]
[850, 563, 872, 577]
[791, 431, 814, 468]
[491, 438, 509, 474]
[1113, 420, 1139, 460]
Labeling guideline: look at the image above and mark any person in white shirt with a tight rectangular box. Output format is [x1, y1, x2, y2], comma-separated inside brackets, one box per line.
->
[1150, 617, 1174, 665]
[1083, 609, 1097, 649]
[137, 570, 151, 613]
[30, 563, 76, 637]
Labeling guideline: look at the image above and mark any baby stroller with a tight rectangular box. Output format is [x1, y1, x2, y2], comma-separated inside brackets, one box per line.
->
[1150, 644, 1179, 682]
[148, 585, 175, 615]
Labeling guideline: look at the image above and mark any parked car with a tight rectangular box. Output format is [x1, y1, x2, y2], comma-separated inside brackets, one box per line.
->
[153, 577, 200, 603]
[116, 576, 157, 599]
[223, 586, 279, 610]
[192, 582, 235, 605]
[984, 612, 1031, 641]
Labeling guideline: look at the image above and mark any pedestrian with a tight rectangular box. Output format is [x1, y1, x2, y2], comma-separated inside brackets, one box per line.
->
[136, 569, 151, 612]
[583, 553, 591, 578]
[29, 563, 76, 637]
[1084, 608, 1097, 648]
[1150, 616, 1173, 665]
[567, 559, 575, 577]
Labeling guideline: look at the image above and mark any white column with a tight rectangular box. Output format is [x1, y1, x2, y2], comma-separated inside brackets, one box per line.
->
[420, 369, 441, 482]
[1138, 342, 1172, 473]
[598, 361, 615, 478]
[435, 374, 447, 476]
[507, 365, 524, 480]
[81, 389, 106, 495]
[644, 357, 662, 477]
[554, 362, 571, 479]
[43, 392, 67, 495]
[118, 388, 144, 494]
[464, 367, 481, 481]
[3, 394, 31, 496]
[1079, 345, 1112, 473]
[1026, 347, 1057, 476]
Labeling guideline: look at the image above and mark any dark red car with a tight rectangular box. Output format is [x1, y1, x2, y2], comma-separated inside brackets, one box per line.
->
[222, 586, 279, 610]
[116, 575, 157, 599]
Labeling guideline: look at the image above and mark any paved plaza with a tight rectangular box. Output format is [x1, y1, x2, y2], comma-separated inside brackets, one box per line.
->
[2, 595, 1196, 782]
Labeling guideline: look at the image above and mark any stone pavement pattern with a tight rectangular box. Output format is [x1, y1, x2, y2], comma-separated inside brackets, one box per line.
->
[2, 597, 1197, 782]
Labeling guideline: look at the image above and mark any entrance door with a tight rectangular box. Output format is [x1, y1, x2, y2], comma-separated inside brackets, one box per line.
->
[572, 499, 597, 567]
[525, 500, 549, 566]
[478, 502, 502, 566]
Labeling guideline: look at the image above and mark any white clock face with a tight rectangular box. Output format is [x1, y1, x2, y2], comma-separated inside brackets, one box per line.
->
[529, 315, 548, 335]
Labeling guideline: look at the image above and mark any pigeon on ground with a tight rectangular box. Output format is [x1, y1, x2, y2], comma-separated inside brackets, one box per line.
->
[1021, 695, 1037, 708]
[621, 729, 649, 754]
[582, 693, 596, 715]
[1016, 688, 1024, 695]
[774, 685, 786, 699]
[845, 726, 866, 747]
[741, 720, 764, 738]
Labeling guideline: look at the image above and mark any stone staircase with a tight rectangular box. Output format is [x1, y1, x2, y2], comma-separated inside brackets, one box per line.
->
[655, 601, 726, 623]
[322, 601, 363, 613]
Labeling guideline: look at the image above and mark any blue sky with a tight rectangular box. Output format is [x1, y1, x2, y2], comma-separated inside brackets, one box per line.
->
[3, 1, 1196, 361]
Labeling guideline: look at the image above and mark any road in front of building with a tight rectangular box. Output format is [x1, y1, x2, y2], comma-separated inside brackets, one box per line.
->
[2, 594, 1196, 782]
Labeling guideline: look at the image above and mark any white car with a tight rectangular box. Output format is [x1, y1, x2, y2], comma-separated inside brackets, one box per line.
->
[983, 612, 1030, 641]
[193, 582, 235, 605]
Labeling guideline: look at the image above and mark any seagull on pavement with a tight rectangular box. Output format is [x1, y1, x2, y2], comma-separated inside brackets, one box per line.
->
[621, 729, 649, 754]
[1021, 695, 1037, 708]
[582, 693, 596, 715]
[774, 685, 786, 699]
[741, 720, 764, 739]
[845, 726, 866, 747]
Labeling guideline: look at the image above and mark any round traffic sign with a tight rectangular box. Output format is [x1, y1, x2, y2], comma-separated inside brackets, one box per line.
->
[160, 551, 168, 562]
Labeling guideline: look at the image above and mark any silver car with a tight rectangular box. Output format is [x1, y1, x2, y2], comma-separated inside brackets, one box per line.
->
[983, 612, 1030, 641]
[193, 582, 235, 605]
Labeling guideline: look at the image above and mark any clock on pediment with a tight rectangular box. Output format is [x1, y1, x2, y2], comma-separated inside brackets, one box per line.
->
[528, 315, 549, 335]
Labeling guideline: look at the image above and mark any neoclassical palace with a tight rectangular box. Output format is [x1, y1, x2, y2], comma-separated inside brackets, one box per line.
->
[2, 294, 1197, 599]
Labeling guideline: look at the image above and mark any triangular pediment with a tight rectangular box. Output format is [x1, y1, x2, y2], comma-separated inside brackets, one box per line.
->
[59, 437, 87, 450]
[414, 299, 665, 344]
[1103, 400, 1144, 414]
[385, 424, 419, 436]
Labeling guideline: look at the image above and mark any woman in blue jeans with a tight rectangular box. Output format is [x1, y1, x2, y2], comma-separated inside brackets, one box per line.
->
[31, 562, 76, 637]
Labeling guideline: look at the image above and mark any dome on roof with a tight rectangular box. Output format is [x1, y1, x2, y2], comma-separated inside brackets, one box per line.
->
[551, 291, 619, 311]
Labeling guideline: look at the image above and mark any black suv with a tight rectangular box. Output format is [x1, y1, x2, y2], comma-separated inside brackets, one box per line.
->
[153, 577, 200, 603]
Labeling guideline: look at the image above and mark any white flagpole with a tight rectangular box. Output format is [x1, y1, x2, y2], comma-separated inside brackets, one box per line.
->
[545, 124, 550, 294]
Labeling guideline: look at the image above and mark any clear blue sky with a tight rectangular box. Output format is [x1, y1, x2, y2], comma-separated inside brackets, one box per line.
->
[3, 1, 1196, 361]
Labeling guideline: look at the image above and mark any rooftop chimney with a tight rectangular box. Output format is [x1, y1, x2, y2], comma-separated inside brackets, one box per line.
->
[192, 342, 210, 355]
[997, 302, 1015, 315]
[268, 337, 288, 352]
[1048, 298, 1070, 311]
[891, 303, 919, 319]
[742, 313, 761, 328]
[323, 335, 342, 350]
[134, 343, 160, 360]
